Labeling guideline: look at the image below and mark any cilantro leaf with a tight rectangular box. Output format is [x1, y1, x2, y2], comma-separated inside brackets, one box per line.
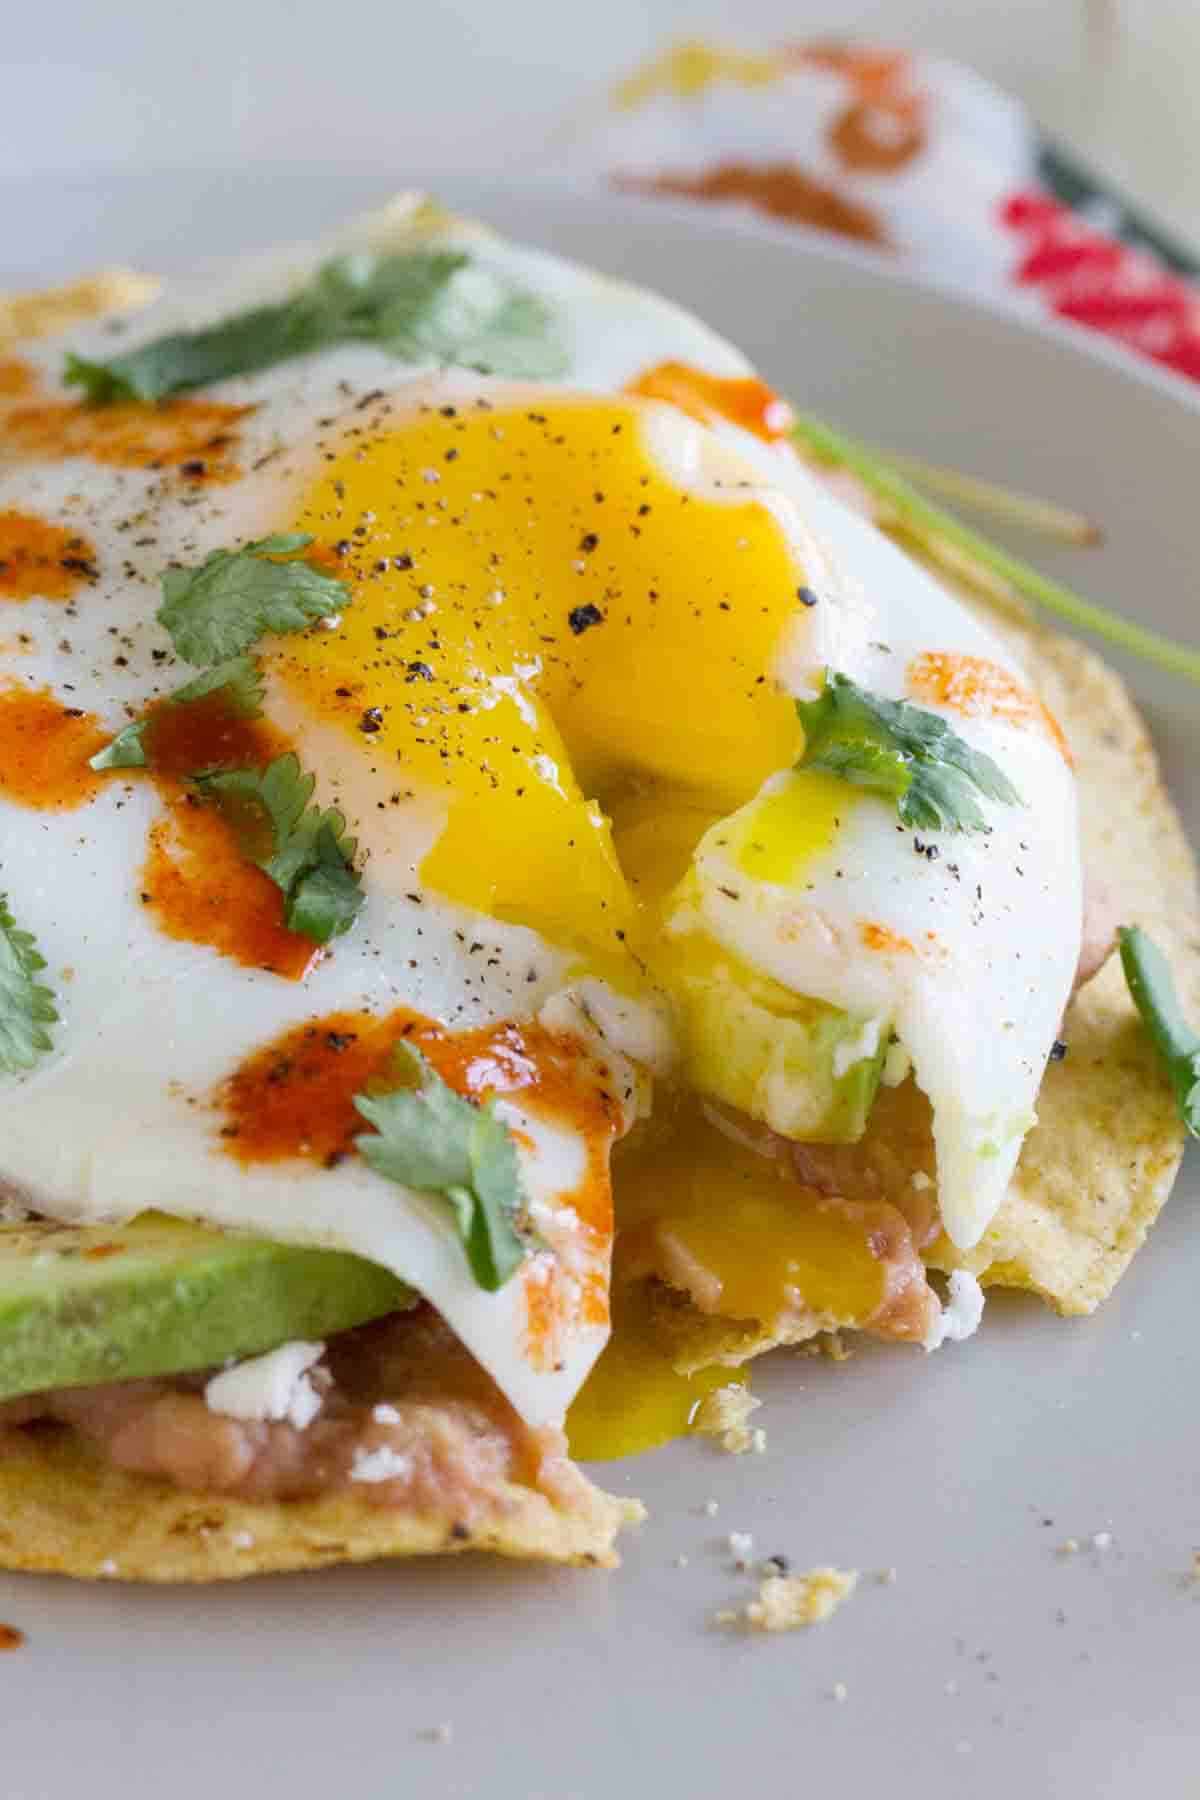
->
[193, 753, 363, 945]
[89, 718, 148, 771]
[90, 654, 264, 771]
[354, 1042, 530, 1291]
[64, 249, 568, 404]
[157, 534, 348, 665]
[1118, 926, 1200, 1137]
[796, 670, 1022, 834]
[0, 893, 57, 1074]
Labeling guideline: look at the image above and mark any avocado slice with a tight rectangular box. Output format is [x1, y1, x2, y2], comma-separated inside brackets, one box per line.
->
[662, 926, 889, 1143]
[0, 1212, 412, 1403]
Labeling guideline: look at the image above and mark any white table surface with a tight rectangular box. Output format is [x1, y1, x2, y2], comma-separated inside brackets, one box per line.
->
[6, 0, 1199, 251]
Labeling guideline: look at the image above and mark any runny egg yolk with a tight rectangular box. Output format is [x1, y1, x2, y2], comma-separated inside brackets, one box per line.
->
[272, 395, 807, 976]
[264, 391, 880, 1459]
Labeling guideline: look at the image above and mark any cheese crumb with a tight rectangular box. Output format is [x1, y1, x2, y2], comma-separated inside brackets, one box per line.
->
[204, 1341, 325, 1430]
[351, 1444, 413, 1485]
[692, 1385, 763, 1455]
[372, 1403, 402, 1425]
[923, 1272, 985, 1351]
[98, 1559, 118, 1577]
[832, 1018, 881, 1080]
[231, 1531, 255, 1550]
[721, 1567, 859, 1633]
[831, 1682, 848, 1703]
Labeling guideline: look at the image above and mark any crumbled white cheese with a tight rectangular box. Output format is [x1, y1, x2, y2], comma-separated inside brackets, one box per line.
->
[204, 1341, 325, 1430]
[832, 1018, 882, 1081]
[728, 1531, 755, 1569]
[98, 1558, 118, 1577]
[231, 1531, 255, 1550]
[831, 1682, 849, 1703]
[923, 1272, 985, 1351]
[910, 1170, 933, 1192]
[372, 1403, 402, 1425]
[350, 1444, 413, 1485]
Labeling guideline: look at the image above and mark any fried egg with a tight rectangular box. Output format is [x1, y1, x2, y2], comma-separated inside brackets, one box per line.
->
[0, 197, 1081, 1427]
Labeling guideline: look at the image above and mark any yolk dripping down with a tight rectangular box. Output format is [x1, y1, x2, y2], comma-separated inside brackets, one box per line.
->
[274, 394, 808, 978]
[257, 389, 885, 1457]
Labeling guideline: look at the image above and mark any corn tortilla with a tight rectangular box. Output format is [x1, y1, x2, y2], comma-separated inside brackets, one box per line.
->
[0, 1423, 639, 1582]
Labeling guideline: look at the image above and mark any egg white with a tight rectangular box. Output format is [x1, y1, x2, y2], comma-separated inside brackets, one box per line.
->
[0, 198, 1081, 1424]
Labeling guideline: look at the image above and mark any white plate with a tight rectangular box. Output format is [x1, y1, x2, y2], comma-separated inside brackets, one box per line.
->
[3, 173, 1198, 1800]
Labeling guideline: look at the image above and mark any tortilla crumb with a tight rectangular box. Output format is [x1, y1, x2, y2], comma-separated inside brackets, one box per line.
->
[720, 1567, 859, 1633]
[0, 270, 161, 344]
[799, 1332, 852, 1362]
[692, 1384, 763, 1454]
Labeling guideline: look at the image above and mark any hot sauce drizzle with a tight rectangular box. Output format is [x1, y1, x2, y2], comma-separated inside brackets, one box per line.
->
[219, 1009, 621, 1213]
[0, 375, 249, 485]
[133, 687, 317, 979]
[0, 360, 35, 398]
[141, 795, 321, 981]
[0, 684, 106, 809]
[0, 510, 98, 602]
[626, 360, 794, 442]
[907, 650, 1074, 765]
